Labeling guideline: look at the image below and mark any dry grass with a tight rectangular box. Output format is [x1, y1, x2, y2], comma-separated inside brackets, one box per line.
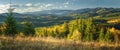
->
[0, 36, 120, 50]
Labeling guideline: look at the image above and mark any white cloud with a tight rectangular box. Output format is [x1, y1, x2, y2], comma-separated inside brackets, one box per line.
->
[0, 10, 4, 13]
[64, 5, 68, 8]
[0, 4, 11, 13]
[72, 0, 78, 1]
[0, 3, 70, 13]
[45, 4, 53, 7]
[64, 2, 69, 5]
[34, 3, 41, 6]
[14, 3, 54, 13]
[25, 3, 33, 7]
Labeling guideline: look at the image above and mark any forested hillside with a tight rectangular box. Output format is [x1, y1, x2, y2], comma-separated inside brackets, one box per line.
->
[36, 17, 120, 42]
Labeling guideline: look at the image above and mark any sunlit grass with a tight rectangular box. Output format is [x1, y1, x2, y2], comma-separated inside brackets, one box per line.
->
[0, 36, 120, 50]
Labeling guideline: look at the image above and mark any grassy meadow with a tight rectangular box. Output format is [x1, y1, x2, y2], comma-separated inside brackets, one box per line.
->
[0, 36, 120, 50]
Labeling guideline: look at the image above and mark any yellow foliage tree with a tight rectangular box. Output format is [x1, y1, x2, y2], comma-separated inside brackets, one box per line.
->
[71, 29, 82, 41]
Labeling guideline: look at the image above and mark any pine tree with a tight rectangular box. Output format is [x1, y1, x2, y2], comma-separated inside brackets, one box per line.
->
[23, 22, 35, 36]
[4, 12, 18, 36]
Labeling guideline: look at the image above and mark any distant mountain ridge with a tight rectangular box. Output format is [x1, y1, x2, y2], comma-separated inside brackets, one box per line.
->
[24, 7, 120, 17]
[0, 7, 120, 17]
[0, 7, 120, 27]
[25, 9, 73, 15]
[0, 7, 120, 21]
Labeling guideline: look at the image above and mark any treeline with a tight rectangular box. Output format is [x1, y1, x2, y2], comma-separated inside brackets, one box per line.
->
[0, 12, 35, 36]
[36, 18, 120, 42]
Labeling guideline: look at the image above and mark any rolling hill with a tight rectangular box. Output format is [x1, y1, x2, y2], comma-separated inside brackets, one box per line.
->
[0, 7, 120, 27]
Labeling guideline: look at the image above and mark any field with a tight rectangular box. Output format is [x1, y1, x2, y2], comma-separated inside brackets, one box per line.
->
[0, 36, 120, 50]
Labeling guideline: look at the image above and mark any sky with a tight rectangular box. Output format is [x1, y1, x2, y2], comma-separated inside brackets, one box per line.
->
[0, 0, 120, 13]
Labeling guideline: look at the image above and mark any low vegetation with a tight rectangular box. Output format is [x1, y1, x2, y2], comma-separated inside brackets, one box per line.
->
[0, 36, 120, 50]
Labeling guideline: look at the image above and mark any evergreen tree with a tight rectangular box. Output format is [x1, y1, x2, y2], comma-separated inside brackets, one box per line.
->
[4, 12, 18, 36]
[23, 22, 35, 36]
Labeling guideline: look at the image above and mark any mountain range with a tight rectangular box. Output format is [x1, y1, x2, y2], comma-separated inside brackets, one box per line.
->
[0, 7, 120, 27]
[0, 7, 120, 18]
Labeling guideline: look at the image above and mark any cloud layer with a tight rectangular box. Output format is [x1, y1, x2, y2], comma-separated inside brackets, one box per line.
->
[0, 0, 120, 13]
[0, 2, 70, 13]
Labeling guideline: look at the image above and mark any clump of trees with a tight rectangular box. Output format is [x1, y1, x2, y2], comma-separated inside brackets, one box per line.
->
[22, 17, 35, 36]
[23, 22, 35, 36]
[0, 11, 35, 36]
[36, 17, 119, 42]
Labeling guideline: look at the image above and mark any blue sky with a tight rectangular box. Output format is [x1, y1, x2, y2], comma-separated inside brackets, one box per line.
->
[0, 0, 120, 13]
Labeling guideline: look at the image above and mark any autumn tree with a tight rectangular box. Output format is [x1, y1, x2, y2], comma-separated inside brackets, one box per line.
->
[54, 27, 60, 37]
[51, 30, 56, 37]
[78, 18, 86, 40]
[84, 18, 94, 41]
[71, 29, 82, 41]
[0, 26, 2, 35]
[68, 24, 75, 39]
[62, 22, 69, 37]
[105, 28, 111, 42]
[99, 28, 105, 42]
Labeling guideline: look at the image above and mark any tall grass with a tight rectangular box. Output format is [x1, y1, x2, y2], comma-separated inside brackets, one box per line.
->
[0, 36, 120, 50]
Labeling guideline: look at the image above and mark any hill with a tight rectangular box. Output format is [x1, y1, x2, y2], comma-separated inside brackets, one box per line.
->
[0, 7, 120, 27]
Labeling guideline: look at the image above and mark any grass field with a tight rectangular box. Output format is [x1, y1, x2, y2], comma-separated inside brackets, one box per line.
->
[0, 36, 120, 50]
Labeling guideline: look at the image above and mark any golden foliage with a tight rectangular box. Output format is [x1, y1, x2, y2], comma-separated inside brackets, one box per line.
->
[71, 29, 82, 41]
